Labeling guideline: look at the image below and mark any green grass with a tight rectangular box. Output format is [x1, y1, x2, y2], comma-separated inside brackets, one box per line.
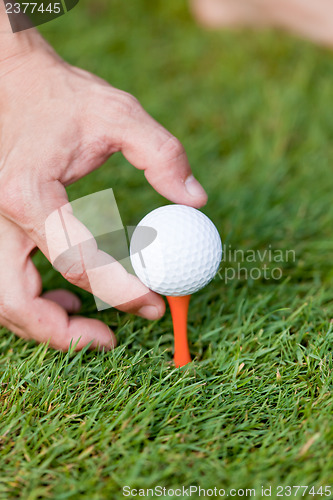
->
[1, 0, 333, 498]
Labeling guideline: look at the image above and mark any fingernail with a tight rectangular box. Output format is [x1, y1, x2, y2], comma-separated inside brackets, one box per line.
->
[185, 175, 207, 199]
[138, 305, 160, 319]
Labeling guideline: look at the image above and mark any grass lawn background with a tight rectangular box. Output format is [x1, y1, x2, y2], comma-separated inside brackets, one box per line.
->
[0, 0, 333, 497]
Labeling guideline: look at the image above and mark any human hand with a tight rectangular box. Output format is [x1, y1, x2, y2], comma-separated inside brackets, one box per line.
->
[0, 38, 207, 351]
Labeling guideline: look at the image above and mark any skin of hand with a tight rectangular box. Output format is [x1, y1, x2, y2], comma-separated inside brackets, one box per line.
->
[0, 29, 207, 352]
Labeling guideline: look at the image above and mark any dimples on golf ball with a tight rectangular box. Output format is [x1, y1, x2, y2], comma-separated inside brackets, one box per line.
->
[130, 205, 222, 296]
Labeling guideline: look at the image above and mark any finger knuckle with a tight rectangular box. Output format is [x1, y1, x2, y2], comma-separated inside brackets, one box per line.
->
[81, 137, 112, 163]
[61, 266, 90, 290]
[159, 136, 185, 163]
[113, 90, 141, 116]
[0, 175, 23, 220]
[0, 293, 25, 324]
[53, 242, 96, 291]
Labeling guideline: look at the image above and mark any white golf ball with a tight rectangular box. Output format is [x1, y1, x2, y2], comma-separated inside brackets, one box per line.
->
[129, 204, 222, 296]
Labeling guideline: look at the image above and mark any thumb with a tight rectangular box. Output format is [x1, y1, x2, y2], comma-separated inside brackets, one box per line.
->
[17, 182, 165, 319]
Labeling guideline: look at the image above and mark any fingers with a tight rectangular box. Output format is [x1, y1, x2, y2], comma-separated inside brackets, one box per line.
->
[42, 289, 81, 313]
[0, 218, 116, 351]
[39, 184, 166, 318]
[100, 92, 208, 208]
[3, 296, 117, 351]
[1, 180, 166, 319]
[17, 297, 117, 351]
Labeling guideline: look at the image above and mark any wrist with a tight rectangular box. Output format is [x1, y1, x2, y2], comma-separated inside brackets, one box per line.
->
[0, 3, 54, 76]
